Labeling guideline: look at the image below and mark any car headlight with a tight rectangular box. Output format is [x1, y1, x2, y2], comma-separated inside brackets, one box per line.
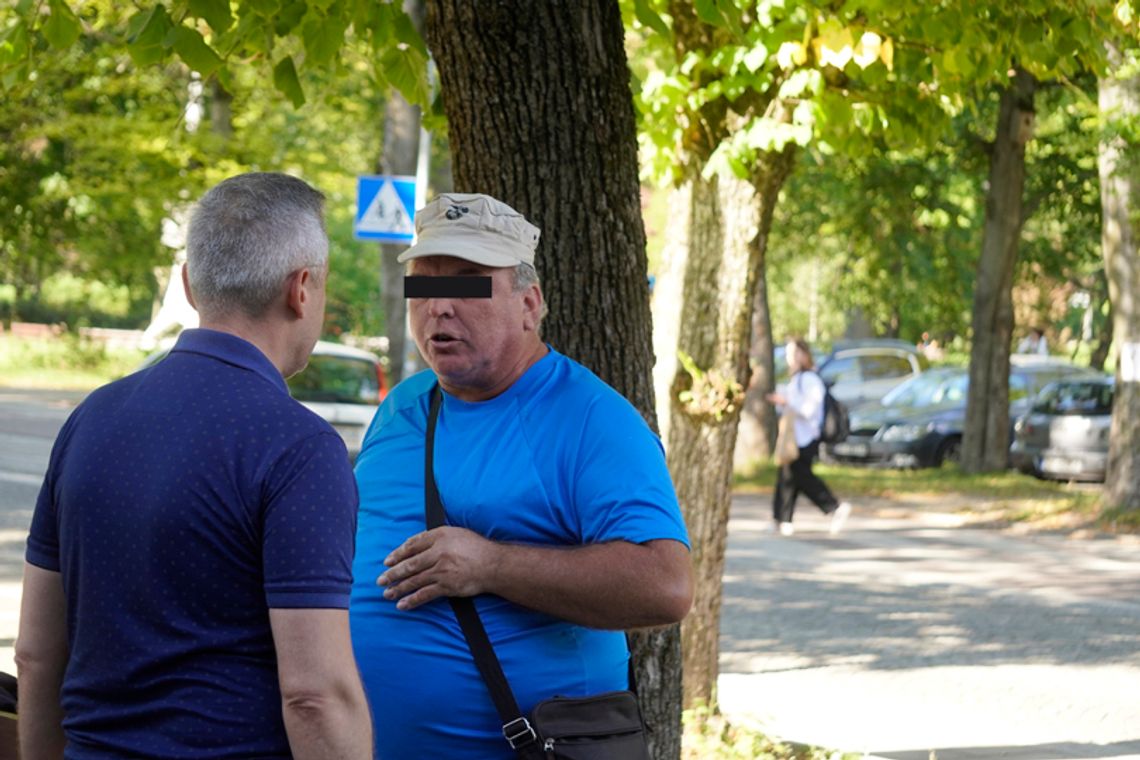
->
[880, 423, 928, 442]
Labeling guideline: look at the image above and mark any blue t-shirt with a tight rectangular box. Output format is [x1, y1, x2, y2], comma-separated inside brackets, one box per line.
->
[26, 328, 359, 759]
[350, 348, 689, 759]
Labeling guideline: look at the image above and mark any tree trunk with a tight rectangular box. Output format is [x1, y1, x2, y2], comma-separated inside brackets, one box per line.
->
[663, 150, 794, 711]
[962, 68, 1036, 474]
[732, 272, 778, 471]
[1098, 42, 1140, 512]
[424, 2, 675, 755]
[377, 0, 425, 385]
[378, 93, 417, 385]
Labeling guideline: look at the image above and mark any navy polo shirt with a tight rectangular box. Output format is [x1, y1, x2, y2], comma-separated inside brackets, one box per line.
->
[26, 328, 359, 759]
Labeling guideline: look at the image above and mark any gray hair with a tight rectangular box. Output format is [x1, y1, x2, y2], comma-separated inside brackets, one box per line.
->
[512, 262, 548, 328]
[186, 172, 327, 318]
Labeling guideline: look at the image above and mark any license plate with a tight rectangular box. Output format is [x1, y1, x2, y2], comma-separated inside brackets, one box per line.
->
[833, 442, 868, 457]
[1042, 456, 1084, 474]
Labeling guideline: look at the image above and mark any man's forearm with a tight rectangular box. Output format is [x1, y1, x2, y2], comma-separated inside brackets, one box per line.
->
[485, 539, 692, 629]
[16, 666, 66, 760]
[17, 563, 69, 760]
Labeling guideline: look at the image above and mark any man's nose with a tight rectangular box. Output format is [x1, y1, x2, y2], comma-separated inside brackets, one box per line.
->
[425, 297, 455, 318]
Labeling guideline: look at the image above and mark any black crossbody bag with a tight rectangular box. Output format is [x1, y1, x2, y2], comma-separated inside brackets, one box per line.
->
[424, 385, 652, 760]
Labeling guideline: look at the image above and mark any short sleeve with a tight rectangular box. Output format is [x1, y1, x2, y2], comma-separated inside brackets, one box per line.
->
[570, 393, 689, 548]
[26, 476, 61, 571]
[263, 432, 359, 609]
[26, 411, 79, 572]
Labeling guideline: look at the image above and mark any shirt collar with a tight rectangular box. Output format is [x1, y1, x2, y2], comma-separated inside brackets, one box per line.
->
[170, 328, 289, 395]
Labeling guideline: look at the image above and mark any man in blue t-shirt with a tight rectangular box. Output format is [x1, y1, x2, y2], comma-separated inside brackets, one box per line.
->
[350, 193, 693, 758]
[18, 173, 372, 759]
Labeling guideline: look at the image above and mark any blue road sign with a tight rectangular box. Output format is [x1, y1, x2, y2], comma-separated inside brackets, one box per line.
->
[355, 175, 416, 243]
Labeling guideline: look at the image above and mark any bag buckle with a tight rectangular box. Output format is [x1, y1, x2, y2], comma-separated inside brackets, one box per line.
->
[503, 717, 538, 749]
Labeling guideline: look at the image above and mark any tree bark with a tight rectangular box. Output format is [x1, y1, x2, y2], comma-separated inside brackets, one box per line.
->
[663, 150, 795, 710]
[377, 0, 425, 385]
[962, 68, 1036, 473]
[732, 272, 778, 471]
[1097, 41, 1140, 512]
[378, 92, 418, 385]
[424, 2, 675, 755]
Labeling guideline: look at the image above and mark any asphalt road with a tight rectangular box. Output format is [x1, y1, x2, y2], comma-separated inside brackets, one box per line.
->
[2, 389, 1139, 759]
[719, 494, 1140, 759]
[0, 389, 88, 675]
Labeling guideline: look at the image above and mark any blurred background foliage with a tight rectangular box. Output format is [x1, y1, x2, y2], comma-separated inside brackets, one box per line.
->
[0, 0, 389, 337]
[0, 0, 1130, 362]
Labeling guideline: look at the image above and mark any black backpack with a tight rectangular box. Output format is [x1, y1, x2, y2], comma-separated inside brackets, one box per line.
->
[816, 375, 850, 444]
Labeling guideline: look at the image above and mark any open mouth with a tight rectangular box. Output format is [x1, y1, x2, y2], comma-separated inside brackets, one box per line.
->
[430, 333, 460, 346]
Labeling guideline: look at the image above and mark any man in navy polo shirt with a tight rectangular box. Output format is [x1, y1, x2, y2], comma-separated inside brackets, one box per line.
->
[18, 173, 372, 759]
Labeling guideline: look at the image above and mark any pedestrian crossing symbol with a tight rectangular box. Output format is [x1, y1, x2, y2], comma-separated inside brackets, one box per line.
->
[355, 175, 416, 243]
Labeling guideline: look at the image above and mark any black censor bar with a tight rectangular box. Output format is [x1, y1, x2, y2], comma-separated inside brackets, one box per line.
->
[404, 276, 493, 299]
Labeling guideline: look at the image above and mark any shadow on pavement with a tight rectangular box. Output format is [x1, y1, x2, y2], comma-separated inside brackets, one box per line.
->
[720, 527, 1140, 673]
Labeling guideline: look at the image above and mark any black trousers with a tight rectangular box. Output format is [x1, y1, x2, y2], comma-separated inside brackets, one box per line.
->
[773, 439, 838, 523]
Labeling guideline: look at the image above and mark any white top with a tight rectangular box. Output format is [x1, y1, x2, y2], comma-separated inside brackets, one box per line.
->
[786, 370, 826, 447]
[1016, 335, 1049, 355]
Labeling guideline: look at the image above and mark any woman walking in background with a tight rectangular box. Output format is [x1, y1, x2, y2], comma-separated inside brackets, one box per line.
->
[766, 338, 851, 536]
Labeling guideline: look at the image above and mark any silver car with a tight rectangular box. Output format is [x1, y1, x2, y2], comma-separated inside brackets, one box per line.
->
[816, 339, 928, 409]
[1011, 376, 1113, 482]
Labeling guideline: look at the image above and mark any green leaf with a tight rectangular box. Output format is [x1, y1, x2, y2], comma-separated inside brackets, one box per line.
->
[694, 0, 724, 28]
[379, 44, 429, 107]
[0, 60, 29, 90]
[42, 0, 81, 50]
[170, 26, 222, 76]
[127, 5, 174, 66]
[392, 10, 428, 56]
[273, 54, 305, 107]
[245, 0, 281, 17]
[130, 5, 173, 47]
[302, 12, 349, 66]
[633, 0, 671, 39]
[275, 0, 307, 36]
[0, 21, 29, 67]
[188, 0, 233, 34]
[363, 2, 393, 45]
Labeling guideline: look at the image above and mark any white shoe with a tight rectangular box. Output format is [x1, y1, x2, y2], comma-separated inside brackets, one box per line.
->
[778, 522, 795, 537]
[829, 502, 852, 535]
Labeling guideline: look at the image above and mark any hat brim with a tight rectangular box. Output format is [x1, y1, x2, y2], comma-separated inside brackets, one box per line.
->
[396, 233, 525, 268]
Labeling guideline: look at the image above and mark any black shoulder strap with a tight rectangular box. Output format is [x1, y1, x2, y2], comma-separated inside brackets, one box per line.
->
[424, 385, 541, 755]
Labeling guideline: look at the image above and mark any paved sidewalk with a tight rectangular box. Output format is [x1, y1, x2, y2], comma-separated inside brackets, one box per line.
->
[717, 494, 1140, 760]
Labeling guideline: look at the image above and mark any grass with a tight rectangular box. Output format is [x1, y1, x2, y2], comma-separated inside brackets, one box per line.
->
[683, 707, 859, 760]
[734, 459, 1120, 533]
[0, 333, 146, 390]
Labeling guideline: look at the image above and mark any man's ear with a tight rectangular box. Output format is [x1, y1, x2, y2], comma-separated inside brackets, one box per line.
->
[521, 284, 543, 332]
[285, 267, 312, 319]
[181, 264, 198, 311]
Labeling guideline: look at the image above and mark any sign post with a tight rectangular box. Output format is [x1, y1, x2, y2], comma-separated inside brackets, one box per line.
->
[355, 175, 416, 243]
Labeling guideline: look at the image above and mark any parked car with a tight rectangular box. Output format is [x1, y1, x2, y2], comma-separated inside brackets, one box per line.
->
[1010, 376, 1113, 482]
[816, 339, 929, 409]
[828, 360, 1098, 469]
[137, 339, 387, 461]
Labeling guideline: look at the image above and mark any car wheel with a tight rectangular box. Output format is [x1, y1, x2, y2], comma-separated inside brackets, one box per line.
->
[935, 436, 961, 467]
